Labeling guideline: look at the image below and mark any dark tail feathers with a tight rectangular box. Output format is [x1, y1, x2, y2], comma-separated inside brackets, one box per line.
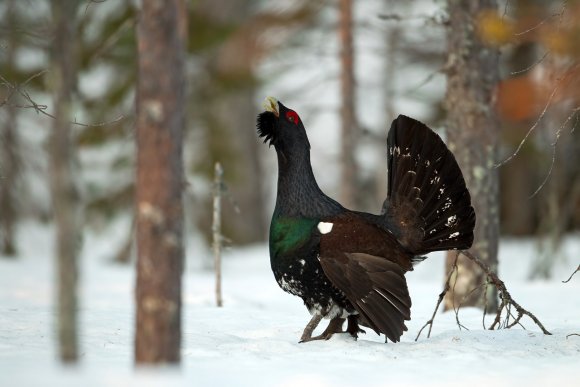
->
[381, 115, 475, 255]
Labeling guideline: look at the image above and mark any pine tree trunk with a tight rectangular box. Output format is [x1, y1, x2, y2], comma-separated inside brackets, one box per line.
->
[443, 0, 500, 311]
[134, 0, 186, 364]
[49, 0, 81, 363]
[1, 0, 19, 257]
[339, 0, 358, 209]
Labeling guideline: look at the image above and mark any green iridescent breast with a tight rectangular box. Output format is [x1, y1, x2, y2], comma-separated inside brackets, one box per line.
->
[270, 216, 318, 257]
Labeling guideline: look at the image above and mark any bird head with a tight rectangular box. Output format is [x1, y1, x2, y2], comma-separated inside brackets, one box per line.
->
[257, 97, 311, 151]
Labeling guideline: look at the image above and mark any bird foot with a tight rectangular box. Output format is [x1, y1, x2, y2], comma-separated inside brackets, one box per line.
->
[346, 315, 366, 340]
[299, 331, 335, 343]
[300, 317, 345, 343]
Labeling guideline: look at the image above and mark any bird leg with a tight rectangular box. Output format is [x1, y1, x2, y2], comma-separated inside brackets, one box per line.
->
[300, 317, 345, 343]
[300, 313, 323, 342]
[346, 315, 366, 339]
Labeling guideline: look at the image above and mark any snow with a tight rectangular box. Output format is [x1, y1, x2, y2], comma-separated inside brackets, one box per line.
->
[1, 222, 579, 387]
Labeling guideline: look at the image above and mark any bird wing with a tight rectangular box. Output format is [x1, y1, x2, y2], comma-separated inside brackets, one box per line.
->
[318, 251, 411, 342]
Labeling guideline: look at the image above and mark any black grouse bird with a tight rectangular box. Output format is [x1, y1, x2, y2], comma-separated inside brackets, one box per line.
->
[256, 96, 475, 343]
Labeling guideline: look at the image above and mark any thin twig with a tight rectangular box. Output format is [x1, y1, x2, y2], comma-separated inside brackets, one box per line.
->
[404, 66, 445, 95]
[84, 0, 107, 17]
[454, 281, 488, 331]
[529, 106, 580, 198]
[562, 265, 580, 283]
[495, 63, 580, 168]
[482, 278, 489, 330]
[510, 51, 550, 76]
[414, 253, 458, 341]
[0, 71, 126, 128]
[502, 0, 510, 19]
[514, 12, 560, 36]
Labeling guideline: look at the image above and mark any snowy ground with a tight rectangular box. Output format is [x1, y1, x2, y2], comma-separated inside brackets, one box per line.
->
[1, 222, 579, 387]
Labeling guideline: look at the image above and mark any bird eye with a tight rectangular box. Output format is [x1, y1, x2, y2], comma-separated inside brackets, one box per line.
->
[285, 111, 300, 125]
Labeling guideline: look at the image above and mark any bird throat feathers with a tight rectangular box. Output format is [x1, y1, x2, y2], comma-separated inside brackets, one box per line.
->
[257, 111, 277, 146]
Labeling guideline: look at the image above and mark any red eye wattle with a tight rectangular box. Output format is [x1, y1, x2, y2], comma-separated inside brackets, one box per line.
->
[285, 110, 300, 125]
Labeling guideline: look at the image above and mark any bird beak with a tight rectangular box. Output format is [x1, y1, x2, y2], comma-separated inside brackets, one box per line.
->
[263, 96, 279, 117]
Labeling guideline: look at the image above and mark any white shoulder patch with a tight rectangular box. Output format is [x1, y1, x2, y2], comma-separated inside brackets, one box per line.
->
[317, 222, 334, 234]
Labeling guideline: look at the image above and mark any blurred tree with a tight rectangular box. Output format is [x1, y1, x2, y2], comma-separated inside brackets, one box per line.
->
[443, 0, 500, 311]
[479, 0, 580, 276]
[49, 0, 81, 363]
[190, 0, 267, 248]
[187, 1, 318, 249]
[76, 1, 137, 264]
[339, 0, 359, 209]
[498, 42, 539, 236]
[0, 0, 20, 257]
[134, 0, 186, 364]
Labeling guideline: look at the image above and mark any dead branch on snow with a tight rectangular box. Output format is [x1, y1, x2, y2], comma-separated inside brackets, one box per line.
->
[416, 250, 551, 341]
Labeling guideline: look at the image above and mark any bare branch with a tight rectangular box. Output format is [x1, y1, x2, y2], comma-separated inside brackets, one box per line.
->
[377, 13, 402, 21]
[501, 0, 510, 19]
[529, 106, 580, 198]
[459, 250, 551, 335]
[415, 253, 458, 341]
[512, 1, 567, 38]
[514, 10, 563, 36]
[562, 264, 580, 283]
[510, 51, 550, 76]
[403, 66, 445, 95]
[0, 71, 126, 128]
[495, 63, 580, 168]
[416, 249, 551, 340]
[84, 0, 107, 17]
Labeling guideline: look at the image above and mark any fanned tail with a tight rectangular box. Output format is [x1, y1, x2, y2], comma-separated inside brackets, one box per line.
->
[382, 115, 475, 255]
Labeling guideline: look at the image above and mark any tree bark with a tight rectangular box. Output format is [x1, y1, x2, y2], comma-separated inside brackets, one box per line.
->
[443, 0, 500, 311]
[339, 0, 358, 209]
[134, 0, 186, 364]
[49, 0, 81, 363]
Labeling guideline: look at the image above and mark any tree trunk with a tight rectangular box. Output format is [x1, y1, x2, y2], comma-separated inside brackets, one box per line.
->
[212, 162, 223, 307]
[134, 0, 186, 364]
[339, 0, 359, 209]
[1, 0, 19, 257]
[443, 0, 500, 311]
[49, 0, 81, 363]
[377, 23, 401, 210]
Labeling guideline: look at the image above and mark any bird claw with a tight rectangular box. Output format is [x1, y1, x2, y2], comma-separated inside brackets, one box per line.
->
[346, 315, 366, 339]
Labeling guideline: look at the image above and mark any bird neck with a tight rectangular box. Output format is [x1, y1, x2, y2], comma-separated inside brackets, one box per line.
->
[274, 147, 342, 218]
